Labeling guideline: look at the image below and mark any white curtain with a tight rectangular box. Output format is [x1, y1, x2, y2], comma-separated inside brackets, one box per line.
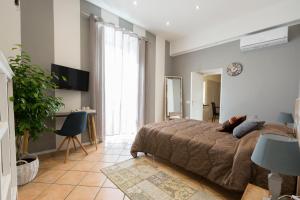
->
[104, 26, 140, 136]
[90, 17, 145, 138]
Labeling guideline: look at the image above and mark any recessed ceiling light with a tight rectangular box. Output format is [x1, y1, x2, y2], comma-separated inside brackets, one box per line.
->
[133, 1, 137, 6]
[166, 21, 170, 26]
[195, 5, 200, 10]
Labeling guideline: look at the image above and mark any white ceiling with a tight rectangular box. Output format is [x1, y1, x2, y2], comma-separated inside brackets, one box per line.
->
[87, 0, 300, 55]
[88, 0, 283, 40]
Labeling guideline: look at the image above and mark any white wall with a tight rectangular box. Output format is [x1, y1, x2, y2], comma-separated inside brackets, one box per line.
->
[170, 0, 300, 56]
[0, 0, 21, 57]
[53, 0, 81, 148]
[154, 36, 165, 122]
[53, 0, 81, 112]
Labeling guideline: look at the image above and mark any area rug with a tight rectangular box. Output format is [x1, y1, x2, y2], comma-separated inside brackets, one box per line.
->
[101, 157, 218, 200]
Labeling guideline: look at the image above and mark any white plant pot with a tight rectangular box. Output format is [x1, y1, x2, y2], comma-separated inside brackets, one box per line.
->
[17, 154, 39, 186]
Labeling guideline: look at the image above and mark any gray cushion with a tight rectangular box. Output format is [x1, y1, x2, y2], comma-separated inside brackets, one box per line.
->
[233, 120, 265, 138]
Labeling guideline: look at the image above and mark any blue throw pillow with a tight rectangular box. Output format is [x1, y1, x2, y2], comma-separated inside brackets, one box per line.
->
[233, 121, 265, 138]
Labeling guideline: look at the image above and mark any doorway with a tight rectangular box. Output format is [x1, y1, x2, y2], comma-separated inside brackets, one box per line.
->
[190, 69, 222, 122]
[203, 75, 221, 122]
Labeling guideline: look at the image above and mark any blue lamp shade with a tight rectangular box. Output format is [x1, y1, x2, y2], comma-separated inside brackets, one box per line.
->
[277, 112, 294, 124]
[251, 134, 300, 176]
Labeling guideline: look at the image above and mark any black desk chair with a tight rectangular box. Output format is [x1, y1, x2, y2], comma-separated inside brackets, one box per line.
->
[211, 102, 220, 122]
[55, 112, 88, 162]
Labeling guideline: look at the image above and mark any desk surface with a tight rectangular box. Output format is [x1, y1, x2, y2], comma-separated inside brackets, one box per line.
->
[55, 109, 96, 117]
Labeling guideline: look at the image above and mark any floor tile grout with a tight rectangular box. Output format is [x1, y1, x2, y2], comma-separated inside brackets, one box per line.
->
[19, 138, 142, 200]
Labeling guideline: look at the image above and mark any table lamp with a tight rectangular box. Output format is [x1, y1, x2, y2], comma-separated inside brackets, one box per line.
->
[251, 134, 300, 200]
[278, 112, 294, 126]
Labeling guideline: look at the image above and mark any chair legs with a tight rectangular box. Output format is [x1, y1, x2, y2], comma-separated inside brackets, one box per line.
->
[74, 136, 88, 155]
[57, 137, 68, 152]
[57, 136, 88, 163]
[71, 137, 77, 151]
[212, 115, 219, 122]
[64, 137, 71, 163]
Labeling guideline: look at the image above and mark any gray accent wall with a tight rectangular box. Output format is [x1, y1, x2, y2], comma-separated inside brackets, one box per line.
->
[81, 0, 101, 16]
[80, 0, 101, 143]
[21, 0, 56, 152]
[298, 80, 300, 98]
[119, 18, 133, 31]
[145, 31, 156, 123]
[165, 41, 172, 76]
[171, 25, 300, 122]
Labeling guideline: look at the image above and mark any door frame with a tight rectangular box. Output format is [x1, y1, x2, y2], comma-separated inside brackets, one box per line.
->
[190, 68, 223, 121]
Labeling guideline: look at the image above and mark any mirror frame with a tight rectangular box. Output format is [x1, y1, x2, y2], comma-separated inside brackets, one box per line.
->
[164, 76, 183, 120]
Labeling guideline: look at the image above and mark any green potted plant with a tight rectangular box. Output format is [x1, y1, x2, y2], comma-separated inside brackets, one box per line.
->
[9, 46, 64, 185]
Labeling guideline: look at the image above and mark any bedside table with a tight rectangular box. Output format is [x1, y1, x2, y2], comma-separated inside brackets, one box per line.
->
[241, 184, 269, 200]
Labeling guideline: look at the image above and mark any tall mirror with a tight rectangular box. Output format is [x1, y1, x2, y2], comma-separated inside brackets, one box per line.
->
[165, 76, 183, 120]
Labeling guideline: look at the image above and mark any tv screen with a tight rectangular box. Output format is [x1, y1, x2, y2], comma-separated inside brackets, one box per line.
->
[51, 64, 89, 91]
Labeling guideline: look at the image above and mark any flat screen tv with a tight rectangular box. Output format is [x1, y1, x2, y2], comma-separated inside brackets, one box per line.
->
[51, 64, 89, 91]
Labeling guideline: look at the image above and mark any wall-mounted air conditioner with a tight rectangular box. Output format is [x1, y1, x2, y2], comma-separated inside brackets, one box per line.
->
[240, 26, 288, 52]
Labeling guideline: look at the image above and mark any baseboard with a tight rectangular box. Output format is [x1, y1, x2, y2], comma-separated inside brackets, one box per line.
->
[33, 141, 101, 155]
[34, 148, 57, 155]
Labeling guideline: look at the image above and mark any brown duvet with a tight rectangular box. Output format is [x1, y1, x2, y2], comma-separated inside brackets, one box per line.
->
[131, 119, 296, 193]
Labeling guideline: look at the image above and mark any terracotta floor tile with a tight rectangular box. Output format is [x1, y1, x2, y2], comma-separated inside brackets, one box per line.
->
[83, 153, 104, 161]
[34, 170, 66, 183]
[17, 139, 241, 200]
[18, 182, 49, 200]
[117, 155, 132, 162]
[124, 144, 132, 150]
[95, 188, 124, 200]
[71, 161, 97, 171]
[104, 143, 126, 149]
[51, 160, 79, 170]
[68, 152, 89, 161]
[99, 155, 119, 162]
[103, 149, 123, 155]
[120, 150, 131, 156]
[79, 172, 106, 187]
[90, 162, 114, 172]
[56, 171, 87, 185]
[65, 186, 99, 200]
[102, 178, 117, 188]
[36, 168, 48, 177]
[52, 152, 87, 161]
[95, 145, 105, 153]
[39, 159, 60, 169]
[36, 184, 74, 200]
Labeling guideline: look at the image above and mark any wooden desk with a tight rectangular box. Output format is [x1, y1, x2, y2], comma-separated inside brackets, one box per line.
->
[55, 110, 98, 150]
[241, 184, 269, 200]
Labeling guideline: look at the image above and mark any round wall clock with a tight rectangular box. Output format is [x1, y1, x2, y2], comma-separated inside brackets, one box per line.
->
[227, 63, 243, 76]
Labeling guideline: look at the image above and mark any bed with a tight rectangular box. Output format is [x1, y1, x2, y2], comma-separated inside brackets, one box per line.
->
[130, 119, 296, 193]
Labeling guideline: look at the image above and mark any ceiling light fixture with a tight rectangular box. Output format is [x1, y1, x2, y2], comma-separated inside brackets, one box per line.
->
[133, 1, 137, 6]
[195, 5, 200, 10]
[166, 21, 170, 26]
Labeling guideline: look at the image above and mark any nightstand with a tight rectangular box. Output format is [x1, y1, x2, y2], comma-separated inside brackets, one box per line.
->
[241, 184, 269, 200]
